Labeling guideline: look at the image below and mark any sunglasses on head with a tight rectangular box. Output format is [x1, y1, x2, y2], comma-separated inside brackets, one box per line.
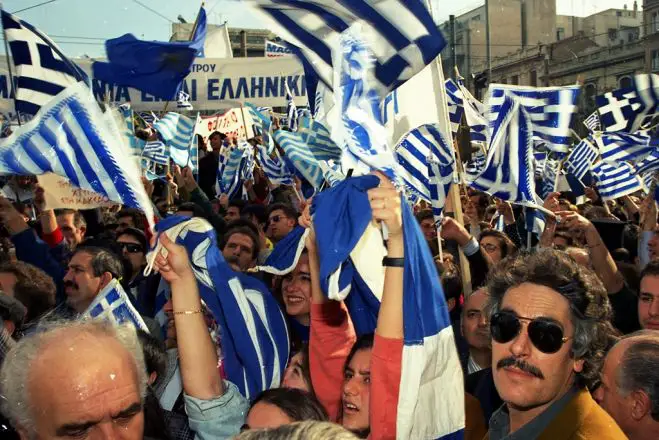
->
[490, 310, 571, 354]
[119, 242, 144, 254]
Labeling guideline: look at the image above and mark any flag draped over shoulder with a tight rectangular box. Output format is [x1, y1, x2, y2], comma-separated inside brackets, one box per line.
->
[0, 81, 154, 225]
[146, 216, 290, 400]
[246, 0, 446, 95]
[1, 10, 87, 117]
[93, 8, 207, 100]
[313, 174, 464, 438]
[83, 279, 149, 332]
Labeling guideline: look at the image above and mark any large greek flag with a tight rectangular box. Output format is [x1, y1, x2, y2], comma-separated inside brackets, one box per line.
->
[217, 143, 248, 199]
[142, 141, 169, 166]
[395, 124, 456, 202]
[595, 74, 659, 133]
[153, 112, 197, 169]
[0, 82, 153, 224]
[564, 138, 598, 182]
[1, 10, 87, 117]
[591, 161, 643, 201]
[146, 216, 290, 400]
[488, 84, 580, 154]
[470, 92, 542, 208]
[313, 175, 464, 438]
[83, 279, 149, 332]
[297, 119, 341, 161]
[595, 131, 653, 164]
[447, 77, 488, 143]
[247, 0, 446, 95]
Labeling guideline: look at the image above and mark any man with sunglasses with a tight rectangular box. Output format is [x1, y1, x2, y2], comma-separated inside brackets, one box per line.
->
[117, 228, 161, 317]
[485, 249, 625, 439]
[266, 203, 298, 243]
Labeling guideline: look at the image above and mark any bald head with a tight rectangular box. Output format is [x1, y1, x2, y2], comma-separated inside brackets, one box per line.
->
[0, 320, 146, 439]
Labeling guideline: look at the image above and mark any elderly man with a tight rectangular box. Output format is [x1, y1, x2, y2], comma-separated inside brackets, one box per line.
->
[638, 260, 659, 331]
[485, 249, 625, 439]
[0, 320, 147, 439]
[595, 331, 659, 440]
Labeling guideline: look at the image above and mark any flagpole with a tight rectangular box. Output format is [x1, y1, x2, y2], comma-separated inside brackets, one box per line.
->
[1, 12, 21, 126]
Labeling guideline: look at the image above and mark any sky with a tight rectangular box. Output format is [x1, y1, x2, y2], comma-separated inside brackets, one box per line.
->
[0, 0, 644, 58]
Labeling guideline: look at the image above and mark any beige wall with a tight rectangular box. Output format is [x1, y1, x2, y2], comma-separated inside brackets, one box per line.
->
[523, 0, 557, 45]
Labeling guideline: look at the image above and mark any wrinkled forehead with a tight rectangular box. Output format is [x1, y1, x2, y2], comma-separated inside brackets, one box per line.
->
[500, 283, 572, 325]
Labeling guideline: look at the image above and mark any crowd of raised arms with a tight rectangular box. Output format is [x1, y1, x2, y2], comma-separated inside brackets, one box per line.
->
[0, 129, 656, 440]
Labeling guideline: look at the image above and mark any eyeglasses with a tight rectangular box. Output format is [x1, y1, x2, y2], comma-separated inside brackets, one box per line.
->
[268, 215, 282, 225]
[490, 310, 571, 354]
[482, 243, 500, 253]
[119, 242, 144, 254]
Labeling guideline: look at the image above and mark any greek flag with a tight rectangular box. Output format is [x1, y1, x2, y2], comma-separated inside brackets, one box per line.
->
[153, 112, 197, 168]
[274, 130, 324, 189]
[395, 124, 456, 202]
[246, 103, 274, 153]
[319, 160, 345, 187]
[142, 141, 169, 166]
[1, 10, 87, 117]
[0, 82, 153, 224]
[595, 131, 653, 164]
[540, 157, 560, 200]
[596, 74, 659, 133]
[470, 92, 542, 208]
[634, 148, 659, 176]
[297, 119, 341, 161]
[176, 90, 193, 110]
[453, 76, 488, 143]
[428, 157, 455, 224]
[445, 79, 464, 139]
[333, 27, 398, 180]
[217, 143, 248, 199]
[313, 175, 464, 438]
[285, 81, 298, 131]
[83, 279, 149, 332]
[189, 132, 199, 173]
[564, 138, 598, 182]
[247, 0, 446, 96]
[464, 147, 487, 180]
[257, 145, 294, 186]
[583, 111, 601, 132]
[146, 216, 290, 400]
[116, 104, 145, 157]
[488, 84, 580, 154]
[591, 161, 643, 201]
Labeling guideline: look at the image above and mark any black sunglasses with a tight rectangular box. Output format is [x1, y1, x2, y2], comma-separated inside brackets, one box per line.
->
[119, 243, 144, 254]
[490, 310, 571, 354]
[268, 215, 282, 225]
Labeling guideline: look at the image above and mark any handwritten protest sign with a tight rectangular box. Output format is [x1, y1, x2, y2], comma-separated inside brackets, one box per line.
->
[197, 108, 255, 140]
[38, 173, 114, 210]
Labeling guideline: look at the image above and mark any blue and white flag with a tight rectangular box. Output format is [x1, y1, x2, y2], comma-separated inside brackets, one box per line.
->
[596, 74, 659, 133]
[146, 216, 290, 400]
[488, 84, 580, 154]
[297, 119, 341, 162]
[256, 226, 309, 275]
[448, 76, 488, 143]
[318, 160, 345, 188]
[470, 92, 542, 209]
[595, 131, 653, 164]
[83, 279, 149, 332]
[564, 138, 598, 182]
[464, 147, 487, 179]
[445, 79, 465, 139]
[0, 82, 153, 225]
[274, 130, 325, 189]
[142, 141, 169, 166]
[540, 157, 560, 200]
[395, 124, 456, 202]
[634, 148, 659, 176]
[153, 112, 197, 168]
[112, 104, 145, 157]
[246, 103, 274, 153]
[256, 144, 294, 186]
[247, 0, 446, 96]
[428, 157, 454, 224]
[591, 161, 643, 201]
[583, 111, 601, 132]
[217, 144, 247, 199]
[189, 131, 199, 173]
[1, 10, 87, 117]
[332, 26, 398, 181]
[313, 175, 464, 438]
[176, 90, 193, 110]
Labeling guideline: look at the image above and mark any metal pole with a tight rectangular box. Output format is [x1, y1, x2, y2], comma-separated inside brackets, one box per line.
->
[449, 15, 456, 79]
[485, 0, 492, 85]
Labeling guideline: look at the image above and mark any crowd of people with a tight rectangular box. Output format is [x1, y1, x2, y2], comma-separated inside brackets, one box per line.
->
[0, 130, 657, 440]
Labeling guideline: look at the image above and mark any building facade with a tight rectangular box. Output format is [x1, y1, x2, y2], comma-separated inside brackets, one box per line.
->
[171, 22, 276, 58]
[645, 0, 659, 73]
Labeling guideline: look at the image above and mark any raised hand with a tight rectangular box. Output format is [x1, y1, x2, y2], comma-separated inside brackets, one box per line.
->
[367, 172, 402, 238]
[440, 216, 471, 247]
[153, 233, 194, 286]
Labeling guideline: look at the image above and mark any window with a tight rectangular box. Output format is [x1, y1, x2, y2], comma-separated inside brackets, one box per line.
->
[653, 50, 659, 72]
[653, 12, 659, 33]
[584, 83, 597, 109]
[619, 76, 633, 89]
[500, 77, 507, 84]
[530, 70, 538, 87]
[556, 27, 565, 41]
[472, 14, 481, 21]
[608, 28, 618, 40]
[511, 75, 519, 85]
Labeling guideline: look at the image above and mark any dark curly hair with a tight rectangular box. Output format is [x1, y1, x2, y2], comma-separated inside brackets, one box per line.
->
[485, 248, 613, 390]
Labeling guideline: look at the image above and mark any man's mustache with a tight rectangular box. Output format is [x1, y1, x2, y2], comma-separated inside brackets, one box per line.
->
[497, 357, 544, 379]
[64, 280, 78, 290]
